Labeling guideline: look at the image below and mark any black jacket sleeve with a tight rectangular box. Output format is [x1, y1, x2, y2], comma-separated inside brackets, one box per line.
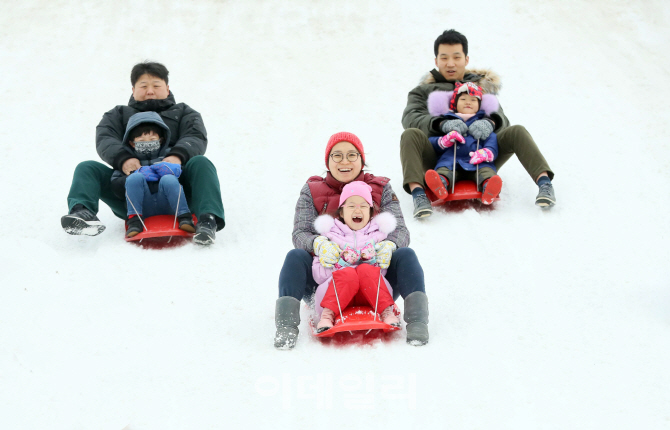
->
[167, 104, 207, 163]
[96, 106, 133, 171]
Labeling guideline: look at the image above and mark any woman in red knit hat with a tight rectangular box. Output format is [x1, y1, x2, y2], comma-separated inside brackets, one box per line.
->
[273, 132, 429, 349]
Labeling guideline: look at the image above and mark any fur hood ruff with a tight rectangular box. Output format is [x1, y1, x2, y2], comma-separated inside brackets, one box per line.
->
[420, 68, 502, 95]
[427, 91, 499, 117]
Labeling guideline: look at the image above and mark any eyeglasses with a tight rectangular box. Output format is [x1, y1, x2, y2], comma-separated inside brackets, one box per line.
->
[329, 152, 361, 163]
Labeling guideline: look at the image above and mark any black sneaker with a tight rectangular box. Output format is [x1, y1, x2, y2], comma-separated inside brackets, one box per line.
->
[178, 213, 196, 233]
[125, 216, 143, 238]
[535, 183, 556, 208]
[413, 193, 433, 219]
[194, 213, 216, 245]
[61, 204, 106, 236]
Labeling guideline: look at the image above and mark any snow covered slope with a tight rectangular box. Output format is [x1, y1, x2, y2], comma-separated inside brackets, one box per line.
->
[1, 1, 669, 429]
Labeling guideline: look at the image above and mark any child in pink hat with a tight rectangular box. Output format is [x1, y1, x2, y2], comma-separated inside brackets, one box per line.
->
[424, 82, 503, 205]
[312, 181, 400, 332]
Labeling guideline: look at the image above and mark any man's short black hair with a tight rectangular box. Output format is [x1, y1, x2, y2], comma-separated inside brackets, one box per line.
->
[130, 61, 169, 86]
[128, 124, 164, 143]
[434, 29, 469, 57]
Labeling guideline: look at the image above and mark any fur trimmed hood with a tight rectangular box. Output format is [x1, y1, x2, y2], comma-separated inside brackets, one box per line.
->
[419, 68, 502, 95]
[314, 212, 397, 236]
[427, 90, 499, 117]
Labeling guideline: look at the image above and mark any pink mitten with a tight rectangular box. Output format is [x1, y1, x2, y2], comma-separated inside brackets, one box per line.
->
[469, 148, 494, 164]
[437, 131, 465, 149]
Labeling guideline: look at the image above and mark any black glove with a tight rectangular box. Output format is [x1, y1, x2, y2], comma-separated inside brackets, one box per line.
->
[440, 119, 468, 136]
[468, 119, 494, 140]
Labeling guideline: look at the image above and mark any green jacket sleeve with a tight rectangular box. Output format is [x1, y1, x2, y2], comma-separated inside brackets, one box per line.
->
[401, 85, 438, 136]
[166, 104, 207, 164]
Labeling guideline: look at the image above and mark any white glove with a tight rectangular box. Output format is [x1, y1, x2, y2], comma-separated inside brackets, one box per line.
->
[313, 236, 342, 268]
[374, 240, 397, 269]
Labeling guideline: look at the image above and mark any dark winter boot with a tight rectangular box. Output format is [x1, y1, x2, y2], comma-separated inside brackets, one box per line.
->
[404, 291, 429, 346]
[61, 204, 106, 236]
[178, 213, 196, 233]
[125, 216, 143, 238]
[274, 296, 300, 350]
[193, 213, 216, 245]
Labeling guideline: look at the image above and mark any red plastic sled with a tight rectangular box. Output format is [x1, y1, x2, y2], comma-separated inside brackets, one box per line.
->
[313, 305, 401, 338]
[426, 180, 499, 206]
[125, 214, 197, 247]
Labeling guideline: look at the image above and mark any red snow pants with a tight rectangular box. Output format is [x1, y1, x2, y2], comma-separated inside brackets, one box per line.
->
[320, 264, 395, 316]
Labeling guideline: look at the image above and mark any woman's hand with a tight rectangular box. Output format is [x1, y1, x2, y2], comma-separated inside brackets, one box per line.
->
[313, 236, 342, 268]
[374, 240, 397, 269]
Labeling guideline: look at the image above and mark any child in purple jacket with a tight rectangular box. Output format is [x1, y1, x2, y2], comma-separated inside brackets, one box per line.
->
[312, 181, 400, 333]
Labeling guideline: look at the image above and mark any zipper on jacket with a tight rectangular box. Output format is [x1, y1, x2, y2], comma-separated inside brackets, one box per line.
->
[321, 202, 328, 214]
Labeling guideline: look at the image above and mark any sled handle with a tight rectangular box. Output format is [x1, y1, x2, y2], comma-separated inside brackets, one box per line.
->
[331, 276, 346, 323]
[373, 268, 382, 322]
[452, 139, 457, 194]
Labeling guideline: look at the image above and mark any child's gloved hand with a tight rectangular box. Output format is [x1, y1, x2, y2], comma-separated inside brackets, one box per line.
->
[138, 165, 159, 182]
[468, 119, 494, 140]
[374, 240, 397, 269]
[359, 241, 377, 262]
[469, 148, 494, 164]
[152, 162, 182, 178]
[437, 131, 465, 149]
[339, 245, 361, 267]
[313, 236, 342, 268]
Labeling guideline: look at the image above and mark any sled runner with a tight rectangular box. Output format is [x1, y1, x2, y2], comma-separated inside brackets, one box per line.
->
[124, 214, 197, 247]
[312, 305, 401, 338]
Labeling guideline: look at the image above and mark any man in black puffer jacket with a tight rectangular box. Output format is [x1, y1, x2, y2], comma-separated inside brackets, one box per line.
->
[61, 61, 224, 245]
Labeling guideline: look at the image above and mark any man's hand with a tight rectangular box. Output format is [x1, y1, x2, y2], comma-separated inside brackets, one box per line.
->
[440, 119, 468, 136]
[122, 158, 141, 175]
[313, 236, 342, 268]
[162, 155, 182, 165]
[468, 119, 494, 140]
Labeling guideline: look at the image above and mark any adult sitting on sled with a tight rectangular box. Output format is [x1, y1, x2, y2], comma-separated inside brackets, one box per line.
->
[61, 61, 225, 245]
[401, 29, 556, 218]
[274, 132, 429, 349]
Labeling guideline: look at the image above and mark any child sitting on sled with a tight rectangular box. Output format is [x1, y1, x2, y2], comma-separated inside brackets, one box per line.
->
[312, 181, 400, 333]
[110, 112, 195, 238]
[424, 82, 503, 205]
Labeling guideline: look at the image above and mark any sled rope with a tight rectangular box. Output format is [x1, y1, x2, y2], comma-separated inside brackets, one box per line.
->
[451, 139, 457, 194]
[476, 138, 480, 192]
[373, 268, 382, 322]
[125, 192, 148, 232]
[331, 276, 346, 323]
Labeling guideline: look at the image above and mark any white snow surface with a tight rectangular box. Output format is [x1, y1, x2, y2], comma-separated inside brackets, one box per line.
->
[1, 1, 670, 429]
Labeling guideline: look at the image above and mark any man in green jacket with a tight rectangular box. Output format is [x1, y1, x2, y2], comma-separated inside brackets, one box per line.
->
[61, 62, 225, 244]
[401, 29, 556, 218]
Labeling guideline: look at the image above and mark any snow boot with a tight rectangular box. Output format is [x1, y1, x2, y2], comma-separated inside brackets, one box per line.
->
[194, 213, 216, 245]
[316, 308, 335, 333]
[481, 175, 502, 205]
[178, 213, 196, 233]
[404, 291, 429, 346]
[61, 204, 106, 236]
[274, 296, 300, 349]
[125, 215, 143, 238]
[535, 183, 556, 208]
[412, 191, 433, 219]
[425, 170, 449, 200]
[381, 305, 400, 327]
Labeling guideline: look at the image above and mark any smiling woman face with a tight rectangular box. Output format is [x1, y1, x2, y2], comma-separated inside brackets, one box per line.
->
[328, 141, 363, 184]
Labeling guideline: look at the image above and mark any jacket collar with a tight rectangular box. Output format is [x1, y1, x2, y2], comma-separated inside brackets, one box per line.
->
[128, 91, 177, 112]
[325, 171, 366, 193]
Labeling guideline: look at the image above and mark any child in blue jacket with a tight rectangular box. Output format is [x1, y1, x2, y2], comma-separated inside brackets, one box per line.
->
[424, 82, 503, 205]
[111, 112, 195, 237]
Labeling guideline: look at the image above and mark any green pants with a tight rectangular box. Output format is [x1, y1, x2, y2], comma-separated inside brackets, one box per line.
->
[399, 126, 554, 194]
[66, 155, 226, 230]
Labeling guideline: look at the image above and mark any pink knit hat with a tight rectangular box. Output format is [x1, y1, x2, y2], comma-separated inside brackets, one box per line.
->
[339, 181, 373, 207]
[325, 132, 365, 167]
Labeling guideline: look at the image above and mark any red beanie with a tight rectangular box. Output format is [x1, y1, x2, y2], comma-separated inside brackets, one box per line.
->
[325, 132, 365, 167]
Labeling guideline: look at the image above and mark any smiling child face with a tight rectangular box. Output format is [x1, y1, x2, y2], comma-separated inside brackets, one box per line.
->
[341, 195, 371, 231]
